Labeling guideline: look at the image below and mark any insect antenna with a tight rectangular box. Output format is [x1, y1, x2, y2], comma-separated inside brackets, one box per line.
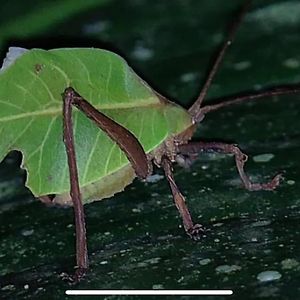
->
[199, 84, 300, 116]
[188, 0, 252, 123]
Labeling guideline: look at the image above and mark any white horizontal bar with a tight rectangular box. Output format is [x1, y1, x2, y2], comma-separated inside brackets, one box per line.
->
[66, 290, 233, 296]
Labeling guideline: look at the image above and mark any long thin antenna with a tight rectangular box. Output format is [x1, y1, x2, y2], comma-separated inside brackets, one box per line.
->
[188, 0, 252, 123]
[200, 84, 300, 115]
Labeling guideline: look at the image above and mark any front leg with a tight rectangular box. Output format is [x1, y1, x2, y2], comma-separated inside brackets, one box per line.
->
[161, 157, 204, 240]
[63, 88, 88, 282]
[61, 87, 150, 282]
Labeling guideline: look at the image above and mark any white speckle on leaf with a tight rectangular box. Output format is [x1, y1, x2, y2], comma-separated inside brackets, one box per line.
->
[21, 229, 34, 236]
[1, 284, 15, 291]
[247, 2, 300, 31]
[252, 220, 272, 227]
[151, 192, 159, 197]
[132, 44, 153, 60]
[253, 153, 274, 163]
[213, 222, 224, 227]
[180, 72, 197, 83]
[100, 260, 108, 265]
[257, 270, 282, 282]
[253, 84, 263, 90]
[146, 174, 164, 183]
[283, 58, 300, 69]
[212, 33, 223, 44]
[24, 284, 29, 290]
[138, 257, 161, 268]
[281, 258, 299, 270]
[233, 61, 251, 71]
[0, 47, 29, 73]
[83, 21, 110, 34]
[199, 258, 212, 265]
[132, 208, 141, 213]
[216, 265, 241, 274]
[152, 284, 164, 289]
[287, 180, 295, 185]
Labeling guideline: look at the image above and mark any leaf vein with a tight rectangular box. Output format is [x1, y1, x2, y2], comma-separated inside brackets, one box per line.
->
[82, 130, 101, 183]
[0, 98, 25, 112]
[14, 82, 42, 107]
[37, 116, 57, 193]
[8, 117, 35, 150]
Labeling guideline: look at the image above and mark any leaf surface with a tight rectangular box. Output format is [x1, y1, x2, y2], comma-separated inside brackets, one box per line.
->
[0, 48, 192, 201]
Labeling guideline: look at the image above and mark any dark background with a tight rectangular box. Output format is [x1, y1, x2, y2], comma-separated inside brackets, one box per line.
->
[0, 0, 300, 299]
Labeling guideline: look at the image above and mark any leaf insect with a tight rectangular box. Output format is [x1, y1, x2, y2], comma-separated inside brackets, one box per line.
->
[1, 1, 300, 282]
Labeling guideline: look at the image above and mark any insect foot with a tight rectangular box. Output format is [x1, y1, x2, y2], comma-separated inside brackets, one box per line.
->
[186, 223, 205, 241]
[246, 173, 283, 191]
[61, 267, 87, 284]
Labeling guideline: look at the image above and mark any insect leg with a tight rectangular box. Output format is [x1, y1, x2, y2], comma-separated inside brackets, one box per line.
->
[64, 87, 149, 180]
[62, 88, 88, 282]
[161, 157, 204, 240]
[179, 142, 281, 191]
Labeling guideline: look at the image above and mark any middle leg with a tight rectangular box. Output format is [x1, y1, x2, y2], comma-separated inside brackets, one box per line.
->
[178, 141, 282, 191]
[162, 157, 204, 240]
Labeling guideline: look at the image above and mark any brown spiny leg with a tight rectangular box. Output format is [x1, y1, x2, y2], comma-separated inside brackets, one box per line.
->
[67, 88, 149, 180]
[179, 142, 282, 191]
[61, 87, 149, 282]
[161, 157, 204, 240]
[63, 88, 88, 282]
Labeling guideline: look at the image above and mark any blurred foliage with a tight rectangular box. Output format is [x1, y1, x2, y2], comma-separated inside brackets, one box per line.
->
[0, 0, 300, 299]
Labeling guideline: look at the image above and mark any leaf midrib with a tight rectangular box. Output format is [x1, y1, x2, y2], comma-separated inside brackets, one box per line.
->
[0, 99, 162, 123]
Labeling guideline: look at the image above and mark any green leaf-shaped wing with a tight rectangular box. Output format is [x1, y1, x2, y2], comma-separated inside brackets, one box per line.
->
[0, 48, 192, 202]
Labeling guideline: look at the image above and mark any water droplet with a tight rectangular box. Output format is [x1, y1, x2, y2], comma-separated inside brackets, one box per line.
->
[180, 72, 197, 83]
[233, 61, 251, 71]
[281, 258, 299, 270]
[257, 270, 282, 282]
[283, 58, 300, 69]
[215, 265, 241, 274]
[152, 284, 164, 289]
[287, 180, 295, 185]
[83, 21, 110, 34]
[132, 44, 153, 60]
[199, 258, 212, 265]
[21, 229, 34, 236]
[247, 3, 300, 30]
[146, 174, 164, 183]
[252, 219, 272, 227]
[253, 153, 274, 163]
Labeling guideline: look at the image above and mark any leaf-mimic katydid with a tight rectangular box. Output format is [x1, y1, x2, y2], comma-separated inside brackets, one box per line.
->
[0, 1, 299, 282]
